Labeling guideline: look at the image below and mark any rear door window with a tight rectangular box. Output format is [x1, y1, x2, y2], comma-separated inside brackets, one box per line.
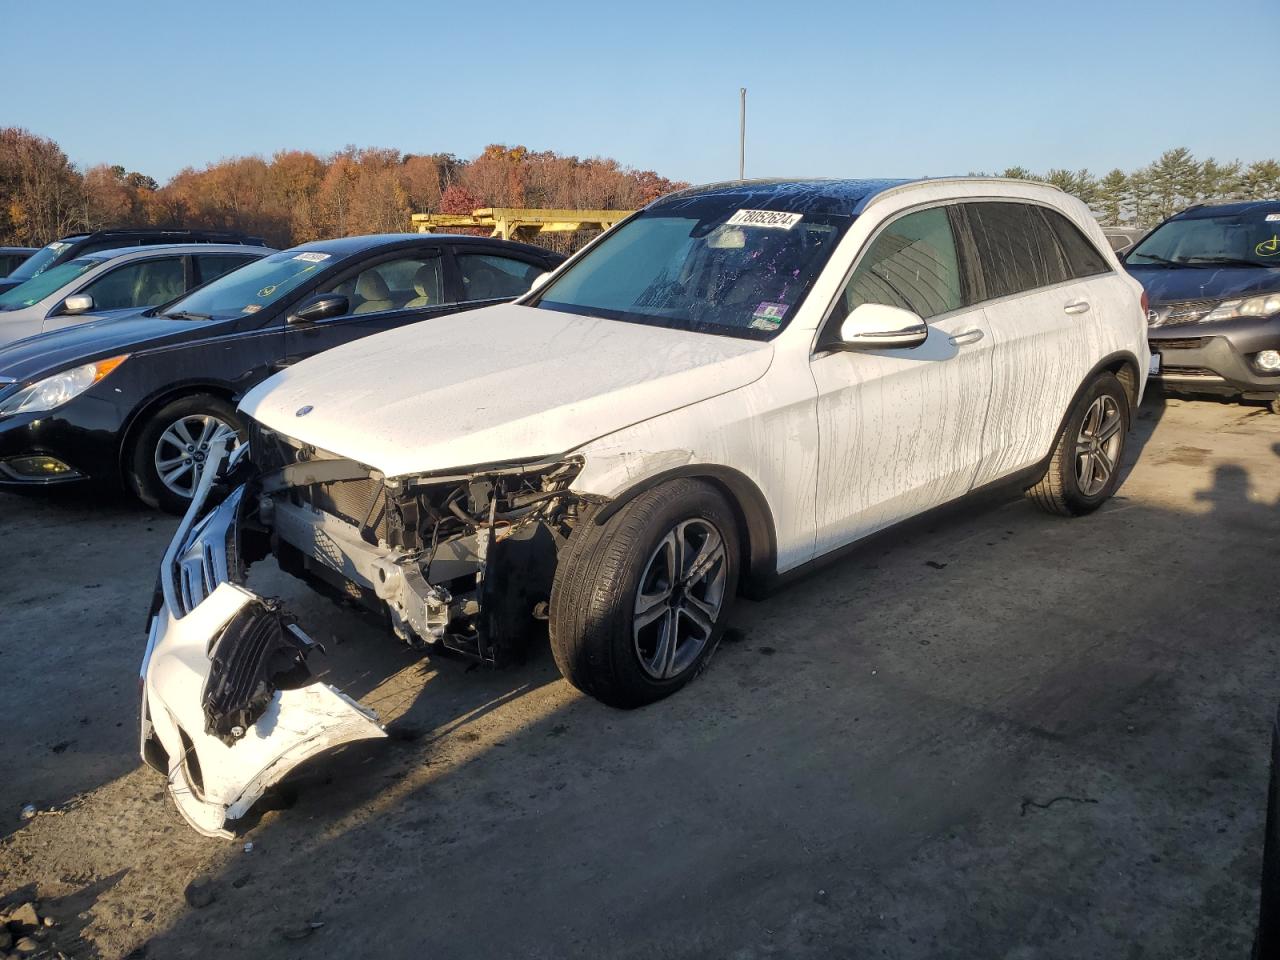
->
[965, 202, 1069, 299]
[194, 254, 258, 286]
[456, 252, 544, 301]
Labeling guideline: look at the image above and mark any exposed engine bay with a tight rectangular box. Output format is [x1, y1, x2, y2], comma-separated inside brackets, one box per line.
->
[247, 421, 590, 663]
[139, 426, 594, 837]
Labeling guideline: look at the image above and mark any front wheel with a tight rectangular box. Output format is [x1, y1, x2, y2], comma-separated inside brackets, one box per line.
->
[1025, 372, 1129, 517]
[128, 393, 244, 514]
[549, 479, 740, 709]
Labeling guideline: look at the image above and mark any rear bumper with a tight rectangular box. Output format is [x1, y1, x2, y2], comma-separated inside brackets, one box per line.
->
[138, 444, 385, 838]
[1147, 330, 1280, 396]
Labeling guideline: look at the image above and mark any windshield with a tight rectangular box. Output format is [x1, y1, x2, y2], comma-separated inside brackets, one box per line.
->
[535, 199, 851, 339]
[0, 257, 101, 312]
[6, 239, 75, 281]
[162, 250, 335, 319]
[1127, 213, 1280, 267]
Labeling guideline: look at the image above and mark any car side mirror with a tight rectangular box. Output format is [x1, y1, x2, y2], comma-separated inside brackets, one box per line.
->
[288, 293, 349, 324]
[527, 271, 552, 294]
[835, 303, 928, 350]
[61, 294, 94, 315]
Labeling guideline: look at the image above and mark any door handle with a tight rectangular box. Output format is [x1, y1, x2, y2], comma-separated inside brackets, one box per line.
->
[948, 329, 985, 346]
[1063, 300, 1091, 315]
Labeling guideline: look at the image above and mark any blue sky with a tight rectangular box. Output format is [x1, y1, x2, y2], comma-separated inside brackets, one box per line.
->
[7, 0, 1278, 185]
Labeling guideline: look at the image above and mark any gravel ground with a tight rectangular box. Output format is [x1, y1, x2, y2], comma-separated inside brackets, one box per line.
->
[2, 393, 1278, 959]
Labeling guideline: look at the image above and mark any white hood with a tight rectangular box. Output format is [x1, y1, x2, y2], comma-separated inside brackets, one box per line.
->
[241, 304, 773, 477]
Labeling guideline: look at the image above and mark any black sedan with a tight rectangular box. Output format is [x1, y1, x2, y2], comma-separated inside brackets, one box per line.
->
[0, 233, 564, 511]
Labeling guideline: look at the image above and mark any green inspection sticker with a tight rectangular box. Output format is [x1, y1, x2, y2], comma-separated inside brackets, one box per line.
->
[749, 301, 789, 331]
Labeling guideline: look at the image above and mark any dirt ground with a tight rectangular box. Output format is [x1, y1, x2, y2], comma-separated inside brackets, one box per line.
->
[2, 394, 1278, 959]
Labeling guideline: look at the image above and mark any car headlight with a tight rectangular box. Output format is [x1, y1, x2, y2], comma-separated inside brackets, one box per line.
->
[1203, 294, 1280, 322]
[0, 355, 128, 416]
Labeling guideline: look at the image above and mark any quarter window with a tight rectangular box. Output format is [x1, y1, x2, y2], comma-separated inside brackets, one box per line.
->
[457, 253, 543, 301]
[1039, 208, 1110, 278]
[82, 257, 185, 310]
[835, 207, 963, 321]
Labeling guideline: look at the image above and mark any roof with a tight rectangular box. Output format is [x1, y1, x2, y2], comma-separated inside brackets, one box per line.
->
[1173, 199, 1280, 219]
[651, 178, 918, 216]
[60, 228, 263, 242]
[280, 233, 558, 259]
[0, 246, 37, 254]
[649, 177, 1068, 217]
[80, 243, 274, 262]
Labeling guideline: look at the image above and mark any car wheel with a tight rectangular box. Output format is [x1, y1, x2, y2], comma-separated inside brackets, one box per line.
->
[128, 393, 244, 514]
[549, 479, 740, 709]
[1025, 372, 1129, 517]
[1268, 394, 1280, 416]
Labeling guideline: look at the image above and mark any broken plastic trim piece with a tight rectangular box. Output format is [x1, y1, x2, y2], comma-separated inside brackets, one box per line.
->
[140, 438, 386, 838]
[202, 597, 319, 746]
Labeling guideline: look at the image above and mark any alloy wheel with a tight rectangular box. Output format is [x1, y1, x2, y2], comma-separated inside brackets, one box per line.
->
[633, 518, 729, 680]
[1074, 395, 1123, 497]
[154, 414, 239, 499]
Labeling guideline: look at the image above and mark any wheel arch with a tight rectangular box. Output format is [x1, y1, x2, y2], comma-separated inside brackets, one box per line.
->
[589, 464, 779, 599]
[116, 381, 241, 485]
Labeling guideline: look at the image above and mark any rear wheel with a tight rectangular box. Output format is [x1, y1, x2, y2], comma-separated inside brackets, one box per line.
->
[549, 479, 739, 708]
[1025, 373, 1129, 517]
[128, 393, 243, 514]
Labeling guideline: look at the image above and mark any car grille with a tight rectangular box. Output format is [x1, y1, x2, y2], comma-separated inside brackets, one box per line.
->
[1149, 299, 1217, 328]
[1153, 337, 1207, 350]
[1160, 366, 1223, 380]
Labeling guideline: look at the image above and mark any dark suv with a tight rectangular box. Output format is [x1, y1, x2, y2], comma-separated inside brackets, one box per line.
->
[0, 228, 267, 295]
[1124, 200, 1280, 412]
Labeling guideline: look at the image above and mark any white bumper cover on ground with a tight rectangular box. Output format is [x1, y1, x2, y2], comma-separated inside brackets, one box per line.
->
[139, 449, 386, 838]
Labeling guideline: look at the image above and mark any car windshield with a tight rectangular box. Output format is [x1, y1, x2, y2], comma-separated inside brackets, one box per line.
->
[0, 257, 101, 312]
[6, 239, 76, 281]
[535, 199, 852, 339]
[1127, 213, 1280, 267]
[162, 250, 335, 319]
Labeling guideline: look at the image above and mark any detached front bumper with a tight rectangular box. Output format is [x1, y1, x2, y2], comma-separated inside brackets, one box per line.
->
[139, 445, 386, 838]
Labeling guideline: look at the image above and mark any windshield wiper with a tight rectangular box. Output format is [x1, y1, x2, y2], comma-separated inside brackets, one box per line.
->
[164, 310, 213, 321]
[1182, 256, 1268, 268]
[1128, 253, 1180, 266]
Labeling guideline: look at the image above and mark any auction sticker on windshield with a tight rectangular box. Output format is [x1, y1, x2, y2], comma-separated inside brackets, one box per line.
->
[292, 252, 331, 263]
[727, 209, 803, 230]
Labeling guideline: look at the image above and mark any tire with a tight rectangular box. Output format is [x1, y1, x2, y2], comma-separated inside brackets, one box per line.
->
[1268, 395, 1280, 416]
[549, 479, 740, 709]
[1025, 372, 1129, 517]
[127, 393, 244, 514]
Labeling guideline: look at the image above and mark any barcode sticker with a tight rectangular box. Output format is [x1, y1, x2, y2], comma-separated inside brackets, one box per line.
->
[726, 209, 803, 230]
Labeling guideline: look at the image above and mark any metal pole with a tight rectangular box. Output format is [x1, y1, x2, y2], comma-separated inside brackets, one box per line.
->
[738, 88, 746, 180]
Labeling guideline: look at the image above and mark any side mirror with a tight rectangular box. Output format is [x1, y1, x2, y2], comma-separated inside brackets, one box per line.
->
[527, 271, 552, 294]
[61, 294, 94, 315]
[835, 303, 928, 350]
[288, 293, 349, 324]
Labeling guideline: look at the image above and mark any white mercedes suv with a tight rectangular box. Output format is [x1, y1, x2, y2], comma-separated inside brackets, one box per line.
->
[140, 178, 1149, 835]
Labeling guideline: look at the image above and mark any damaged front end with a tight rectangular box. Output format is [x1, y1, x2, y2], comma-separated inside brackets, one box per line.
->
[140, 427, 588, 837]
[140, 444, 385, 838]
